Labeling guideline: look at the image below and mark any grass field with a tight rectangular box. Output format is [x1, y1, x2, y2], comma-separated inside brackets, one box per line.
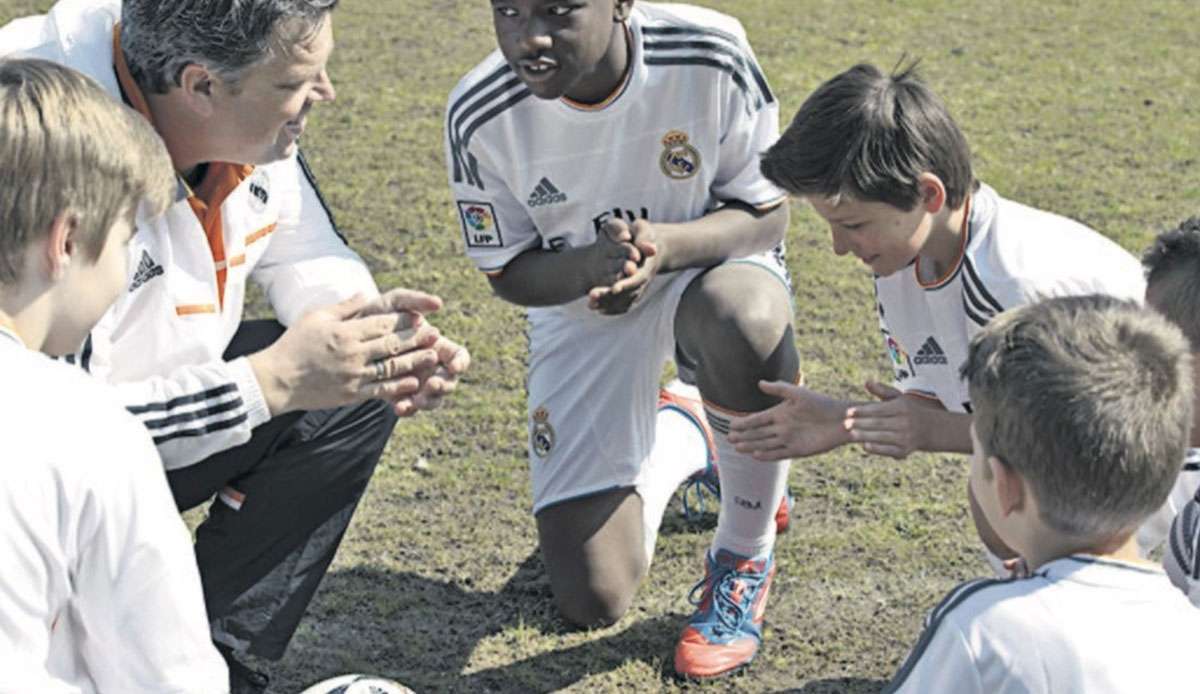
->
[3, 1, 1199, 692]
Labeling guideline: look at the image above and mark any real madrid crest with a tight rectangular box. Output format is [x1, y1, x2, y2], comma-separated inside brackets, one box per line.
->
[659, 129, 701, 180]
[531, 406, 556, 458]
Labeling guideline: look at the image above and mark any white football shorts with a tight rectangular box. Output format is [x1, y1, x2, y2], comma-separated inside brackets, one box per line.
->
[526, 250, 789, 514]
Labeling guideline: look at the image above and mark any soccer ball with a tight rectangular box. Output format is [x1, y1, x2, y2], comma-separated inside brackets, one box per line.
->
[299, 674, 416, 694]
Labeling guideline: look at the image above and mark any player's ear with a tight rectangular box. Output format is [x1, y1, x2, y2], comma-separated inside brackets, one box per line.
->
[178, 63, 216, 118]
[613, 0, 634, 22]
[990, 456, 1025, 516]
[916, 172, 946, 215]
[43, 210, 79, 280]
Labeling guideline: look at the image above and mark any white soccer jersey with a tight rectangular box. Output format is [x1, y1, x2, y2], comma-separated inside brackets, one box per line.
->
[0, 0, 378, 470]
[1163, 449, 1200, 605]
[885, 555, 1200, 693]
[0, 330, 227, 693]
[445, 1, 786, 324]
[876, 183, 1145, 412]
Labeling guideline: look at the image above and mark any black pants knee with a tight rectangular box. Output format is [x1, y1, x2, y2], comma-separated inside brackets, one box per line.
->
[166, 320, 399, 659]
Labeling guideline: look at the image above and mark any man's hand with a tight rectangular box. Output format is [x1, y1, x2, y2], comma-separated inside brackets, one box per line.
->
[395, 336, 472, 416]
[843, 381, 929, 459]
[248, 290, 445, 416]
[728, 380, 853, 460]
[587, 218, 661, 315]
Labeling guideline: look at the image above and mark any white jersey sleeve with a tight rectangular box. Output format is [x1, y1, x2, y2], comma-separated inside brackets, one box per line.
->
[250, 152, 379, 326]
[444, 60, 541, 275]
[1164, 453, 1200, 605]
[706, 25, 785, 209]
[81, 319, 271, 471]
[883, 580, 990, 694]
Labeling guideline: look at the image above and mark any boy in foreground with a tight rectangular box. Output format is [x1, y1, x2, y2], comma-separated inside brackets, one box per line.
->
[729, 63, 1144, 562]
[1141, 218, 1200, 603]
[0, 58, 226, 692]
[885, 294, 1199, 693]
[446, 0, 798, 678]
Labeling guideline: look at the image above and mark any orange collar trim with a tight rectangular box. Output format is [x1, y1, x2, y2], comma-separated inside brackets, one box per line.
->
[560, 22, 634, 112]
[112, 24, 155, 126]
[916, 195, 972, 290]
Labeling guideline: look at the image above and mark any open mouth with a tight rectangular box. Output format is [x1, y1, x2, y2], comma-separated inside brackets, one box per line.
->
[517, 57, 559, 83]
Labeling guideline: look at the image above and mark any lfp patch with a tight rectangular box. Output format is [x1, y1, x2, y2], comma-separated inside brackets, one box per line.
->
[457, 200, 503, 248]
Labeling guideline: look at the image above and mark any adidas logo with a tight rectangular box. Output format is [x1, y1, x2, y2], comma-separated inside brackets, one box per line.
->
[913, 336, 948, 366]
[129, 250, 164, 292]
[527, 177, 567, 207]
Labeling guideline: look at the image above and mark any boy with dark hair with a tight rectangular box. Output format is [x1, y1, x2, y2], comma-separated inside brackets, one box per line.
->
[0, 57, 226, 693]
[446, 0, 798, 679]
[1141, 217, 1200, 604]
[729, 62, 1144, 563]
[884, 294, 1200, 693]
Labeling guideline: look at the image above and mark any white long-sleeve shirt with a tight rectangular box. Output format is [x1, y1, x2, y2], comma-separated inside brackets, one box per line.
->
[0, 330, 227, 693]
[0, 0, 379, 469]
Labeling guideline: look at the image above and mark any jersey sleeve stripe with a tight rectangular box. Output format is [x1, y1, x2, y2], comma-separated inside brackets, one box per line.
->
[883, 578, 1009, 694]
[140, 397, 244, 431]
[962, 257, 1004, 314]
[962, 296, 990, 328]
[150, 412, 250, 446]
[450, 83, 533, 189]
[126, 383, 239, 415]
[961, 276, 996, 321]
[644, 56, 763, 110]
[643, 37, 773, 107]
[642, 25, 774, 104]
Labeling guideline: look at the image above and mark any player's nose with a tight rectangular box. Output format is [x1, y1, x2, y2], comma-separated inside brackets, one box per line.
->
[516, 18, 553, 54]
[830, 226, 851, 256]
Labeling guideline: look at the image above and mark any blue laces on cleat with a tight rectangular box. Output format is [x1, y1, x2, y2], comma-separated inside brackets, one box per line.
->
[681, 461, 720, 522]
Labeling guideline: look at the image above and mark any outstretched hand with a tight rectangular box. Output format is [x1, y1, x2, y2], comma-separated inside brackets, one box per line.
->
[727, 380, 852, 460]
[843, 381, 926, 459]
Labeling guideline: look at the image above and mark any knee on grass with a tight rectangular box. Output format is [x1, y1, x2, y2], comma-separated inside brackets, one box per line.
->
[551, 571, 641, 628]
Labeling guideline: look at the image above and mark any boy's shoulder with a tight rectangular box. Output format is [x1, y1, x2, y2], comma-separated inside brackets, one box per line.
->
[0, 342, 152, 470]
[965, 183, 1143, 308]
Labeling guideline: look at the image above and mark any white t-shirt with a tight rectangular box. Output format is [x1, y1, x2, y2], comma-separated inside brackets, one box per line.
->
[885, 555, 1200, 693]
[876, 183, 1145, 412]
[0, 331, 226, 693]
[444, 1, 786, 323]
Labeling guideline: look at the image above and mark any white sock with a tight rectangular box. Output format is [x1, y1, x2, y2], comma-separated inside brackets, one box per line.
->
[637, 399, 711, 564]
[707, 405, 790, 559]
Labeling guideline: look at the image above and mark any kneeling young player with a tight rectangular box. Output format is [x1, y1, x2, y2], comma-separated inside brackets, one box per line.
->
[446, 0, 798, 678]
[885, 294, 1200, 693]
[0, 59, 226, 692]
[729, 63, 1145, 563]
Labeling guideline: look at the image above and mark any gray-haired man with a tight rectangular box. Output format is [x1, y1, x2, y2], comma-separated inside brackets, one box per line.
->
[0, 1, 469, 691]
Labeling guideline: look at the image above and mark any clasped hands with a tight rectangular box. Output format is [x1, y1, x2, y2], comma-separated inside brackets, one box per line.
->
[584, 218, 664, 315]
[248, 287, 471, 418]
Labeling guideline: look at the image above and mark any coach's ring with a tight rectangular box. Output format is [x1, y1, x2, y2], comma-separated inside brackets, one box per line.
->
[373, 359, 388, 382]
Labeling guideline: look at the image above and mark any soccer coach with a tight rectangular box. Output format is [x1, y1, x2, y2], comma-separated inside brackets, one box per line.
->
[0, 0, 469, 690]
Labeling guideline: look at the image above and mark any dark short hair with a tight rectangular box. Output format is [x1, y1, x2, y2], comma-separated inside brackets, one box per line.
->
[961, 294, 1192, 541]
[761, 62, 977, 210]
[121, 0, 339, 94]
[1143, 217, 1200, 350]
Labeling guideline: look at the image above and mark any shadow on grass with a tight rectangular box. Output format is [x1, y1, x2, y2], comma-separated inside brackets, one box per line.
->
[772, 677, 889, 693]
[286, 550, 686, 693]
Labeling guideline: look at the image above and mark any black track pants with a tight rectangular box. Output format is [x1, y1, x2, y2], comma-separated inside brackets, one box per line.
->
[166, 320, 398, 660]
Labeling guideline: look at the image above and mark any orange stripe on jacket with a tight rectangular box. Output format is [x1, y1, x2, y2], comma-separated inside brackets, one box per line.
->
[175, 304, 218, 316]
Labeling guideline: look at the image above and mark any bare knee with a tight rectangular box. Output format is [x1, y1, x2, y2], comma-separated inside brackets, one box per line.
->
[551, 566, 642, 628]
[536, 488, 648, 628]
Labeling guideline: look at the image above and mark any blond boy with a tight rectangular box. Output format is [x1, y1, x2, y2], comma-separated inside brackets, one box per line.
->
[885, 295, 1199, 693]
[0, 58, 226, 693]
